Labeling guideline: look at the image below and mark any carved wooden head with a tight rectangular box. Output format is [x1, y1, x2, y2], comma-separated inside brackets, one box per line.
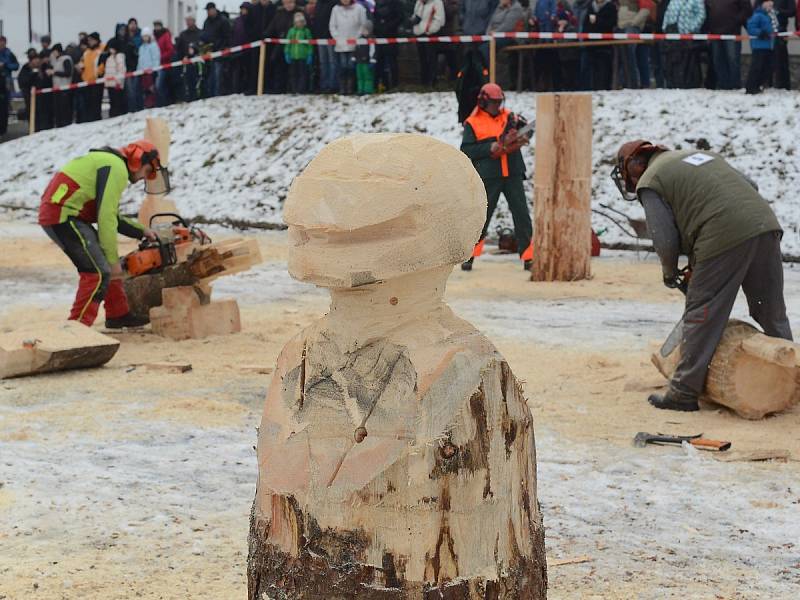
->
[284, 133, 487, 288]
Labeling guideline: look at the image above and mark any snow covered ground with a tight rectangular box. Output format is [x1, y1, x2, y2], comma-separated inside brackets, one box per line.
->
[1, 89, 799, 251]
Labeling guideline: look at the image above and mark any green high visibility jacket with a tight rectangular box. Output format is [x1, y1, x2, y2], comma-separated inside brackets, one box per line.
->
[39, 148, 144, 264]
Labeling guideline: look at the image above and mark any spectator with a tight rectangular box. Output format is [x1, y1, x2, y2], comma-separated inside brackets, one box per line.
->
[705, 0, 751, 90]
[285, 11, 313, 93]
[555, 3, 580, 90]
[40, 34, 52, 58]
[582, 0, 617, 90]
[330, 0, 369, 94]
[251, 0, 278, 40]
[112, 23, 140, 114]
[80, 32, 105, 122]
[153, 20, 175, 106]
[266, 0, 303, 93]
[177, 16, 204, 57]
[314, 0, 339, 93]
[745, 0, 777, 94]
[35, 50, 55, 130]
[773, 0, 795, 89]
[128, 18, 144, 48]
[232, 3, 259, 94]
[412, 0, 446, 87]
[17, 49, 41, 122]
[533, 0, 557, 32]
[373, 0, 404, 90]
[137, 27, 161, 108]
[486, 0, 525, 86]
[104, 39, 128, 116]
[617, 0, 651, 89]
[0, 36, 19, 119]
[462, 0, 498, 36]
[355, 20, 375, 94]
[662, 0, 706, 88]
[203, 1, 233, 97]
[48, 44, 74, 127]
[181, 43, 205, 101]
[435, 0, 460, 85]
[176, 16, 204, 102]
[528, 0, 560, 91]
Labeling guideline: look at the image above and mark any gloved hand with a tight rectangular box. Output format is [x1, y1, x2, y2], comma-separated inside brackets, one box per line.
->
[142, 228, 158, 241]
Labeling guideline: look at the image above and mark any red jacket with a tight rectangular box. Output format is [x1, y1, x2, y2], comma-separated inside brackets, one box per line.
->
[156, 29, 175, 65]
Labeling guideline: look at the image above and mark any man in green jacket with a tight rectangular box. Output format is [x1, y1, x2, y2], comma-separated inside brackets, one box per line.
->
[38, 140, 165, 328]
[460, 83, 533, 272]
[613, 140, 792, 411]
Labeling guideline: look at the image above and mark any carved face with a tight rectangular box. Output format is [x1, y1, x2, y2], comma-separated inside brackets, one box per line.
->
[284, 133, 487, 288]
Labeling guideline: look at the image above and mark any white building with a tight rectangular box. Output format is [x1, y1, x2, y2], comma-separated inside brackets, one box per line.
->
[0, 0, 198, 56]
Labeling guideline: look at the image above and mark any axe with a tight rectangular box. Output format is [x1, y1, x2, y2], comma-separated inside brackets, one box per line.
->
[633, 432, 731, 452]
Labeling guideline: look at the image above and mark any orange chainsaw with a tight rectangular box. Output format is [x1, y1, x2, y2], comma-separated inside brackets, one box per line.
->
[123, 237, 178, 277]
[148, 213, 212, 247]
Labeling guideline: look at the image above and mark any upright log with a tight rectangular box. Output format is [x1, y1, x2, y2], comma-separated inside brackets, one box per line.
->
[138, 117, 178, 227]
[530, 93, 592, 282]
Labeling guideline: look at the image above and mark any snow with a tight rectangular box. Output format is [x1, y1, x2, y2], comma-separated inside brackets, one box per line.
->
[1, 89, 799, 250]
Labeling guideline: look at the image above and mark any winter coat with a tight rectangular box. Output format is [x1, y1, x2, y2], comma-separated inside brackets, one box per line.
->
[81, 46, 105, 81]
[267, 7, 304, 38]
[774, 0, 796, 31]
[313, 0, 337, 37]
[155, 29, 175, 64]
[104, 53, 127, 88]
[129, 30, 143, 48]
[487, 2, 526, 33]
[137, 40, 161, 70]
[662, 0, 705, 34]
[251, 1, 278, 37]
[572, 0, 592, 32]
[705, 0, 751, 35]
[374, 0, 404, 36]
[51, 54, 74, 88]
[176, 25, 203, 58]
[202, 13, 232, 51]
[0, 48, 19, 79]
[114, 35, 138, 72]
[461, 0, 498, 35]
[329, 3, 369, 52]
[285, 27, 313, 61]
[412, 0, 446, 36]
[617, 0, 650, 30]
[534, 0, 558, 32]
[584, 0, 617, 34]
[747, 7, 775, 51]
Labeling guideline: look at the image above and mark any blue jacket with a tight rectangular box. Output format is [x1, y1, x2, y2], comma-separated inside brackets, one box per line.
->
[534, 0, 558, 32]
[747, 8, 775, 51]
[0, 47, 20, 79]
[137, 41, 161, 70]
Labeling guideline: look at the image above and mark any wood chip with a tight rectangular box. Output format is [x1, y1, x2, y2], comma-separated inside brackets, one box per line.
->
[549, 555, 593, 567]
[716, 449, 790, 463]
[133, 362, 193, 374]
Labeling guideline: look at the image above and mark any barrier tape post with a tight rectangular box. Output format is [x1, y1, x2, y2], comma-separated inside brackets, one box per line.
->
[257, 41, 267, 96]
[489, 36, 496, 84]
[29, 89, 37, 135]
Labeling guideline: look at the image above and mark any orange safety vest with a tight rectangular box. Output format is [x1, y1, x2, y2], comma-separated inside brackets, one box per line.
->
[465, 106, 510, 177]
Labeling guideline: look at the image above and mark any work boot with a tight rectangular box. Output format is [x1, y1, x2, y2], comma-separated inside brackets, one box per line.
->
[648, 387, 699, 412]
[461, 257, 474, 271]
[523, 260, 533, 272]
[105, 313, 149, 329]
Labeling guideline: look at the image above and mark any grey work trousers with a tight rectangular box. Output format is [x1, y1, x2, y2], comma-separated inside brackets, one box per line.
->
[672, 231, 792, 396]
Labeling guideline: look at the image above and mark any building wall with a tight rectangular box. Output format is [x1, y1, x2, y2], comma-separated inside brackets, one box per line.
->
[0, 0, 197, 56]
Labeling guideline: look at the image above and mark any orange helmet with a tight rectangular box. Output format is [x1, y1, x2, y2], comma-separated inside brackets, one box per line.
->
[120, 140, 162, 180]
[611, 139, 668, 201]
[477, 83, 504, 111]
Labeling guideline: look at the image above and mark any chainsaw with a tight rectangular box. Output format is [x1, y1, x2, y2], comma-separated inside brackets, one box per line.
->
[149, 213, 212, 247]
[122, 236, 178, 277]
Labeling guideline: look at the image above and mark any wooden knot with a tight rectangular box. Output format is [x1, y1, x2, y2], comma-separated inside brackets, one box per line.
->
[440, 443, 458, 459]
[389, 297, 399, 306]
[354, 427, 368, 443]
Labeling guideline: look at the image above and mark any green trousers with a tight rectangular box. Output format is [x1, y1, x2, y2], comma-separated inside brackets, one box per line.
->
[478, 176, 532, 258]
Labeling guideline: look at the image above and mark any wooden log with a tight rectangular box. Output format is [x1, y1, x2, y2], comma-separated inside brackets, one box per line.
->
[652, 319, 800, 419]
[123, 262, 199, 322]
[1, 321, 119, 379]
[138, 117, 177, 227]
[530, 93, 593, 282]
[150, 287, 241, 341]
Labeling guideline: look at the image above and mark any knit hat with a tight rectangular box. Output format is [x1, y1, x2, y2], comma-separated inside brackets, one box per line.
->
[142, 27, 153, 38]
[88, 31, 101, 41]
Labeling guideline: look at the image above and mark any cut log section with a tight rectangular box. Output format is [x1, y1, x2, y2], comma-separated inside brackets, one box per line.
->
[1, 321, 120, 379]
[652, 319, 800, 419]
[123, 262, 198, 322]
[531, 93, 593, 282]
[149, 286, 241, 341]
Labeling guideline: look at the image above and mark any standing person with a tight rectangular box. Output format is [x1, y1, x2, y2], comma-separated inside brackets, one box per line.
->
[17, 49, 41, 123]
[80, 32, 105, 122]
[705, 0, 751, 90]
[373, 0, 404, 90]
[285, 11, 313, 93]
[128, 19, 144, 49]
[611, 140, 791, 411]
[38, 141, 165, 329]
[232, 3, 258, 94]
[461, 0, 497, 37]
[40, 35, 53, 56]
[104, 39, 128, 117]
[329, 0, 369, 94]
[617, 0, 651, 89]
[486, 0, 526, 88]
[554, 4, 580, 91]
[35, 51, 55, 130]
[137, 28, 161, 109]
[0, 35, 19, 119]
[582, 0, 617, 90]
[48, 44, 75, 127]
[460, 83, 533, 272]
[773, 0, 796, 89]
[745, 0, 777, 94]
[176, 16, 204, 101]
[266, 0, 304, 93]
[314, 0, 339, 92]
[662, 0, 706, 88]
[112, 23, 139, 113]
[412, 0, 446, 87]
[153, 21, 175, 106]
[202, 2, 233, 97]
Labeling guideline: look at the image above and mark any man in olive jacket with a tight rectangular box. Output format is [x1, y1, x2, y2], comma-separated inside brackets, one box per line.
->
[613, 140, 792, 411]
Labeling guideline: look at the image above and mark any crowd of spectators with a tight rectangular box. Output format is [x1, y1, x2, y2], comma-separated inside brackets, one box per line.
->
[0, 0, 798, 134]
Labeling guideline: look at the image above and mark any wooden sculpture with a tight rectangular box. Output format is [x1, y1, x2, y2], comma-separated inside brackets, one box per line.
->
[247, 134, 547, 599]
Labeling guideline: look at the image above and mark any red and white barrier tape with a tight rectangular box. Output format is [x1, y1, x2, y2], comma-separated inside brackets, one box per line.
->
[34, 30, 799, 95]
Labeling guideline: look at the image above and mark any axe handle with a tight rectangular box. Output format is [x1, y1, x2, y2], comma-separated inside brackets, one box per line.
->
[689, 438, 731, 451]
